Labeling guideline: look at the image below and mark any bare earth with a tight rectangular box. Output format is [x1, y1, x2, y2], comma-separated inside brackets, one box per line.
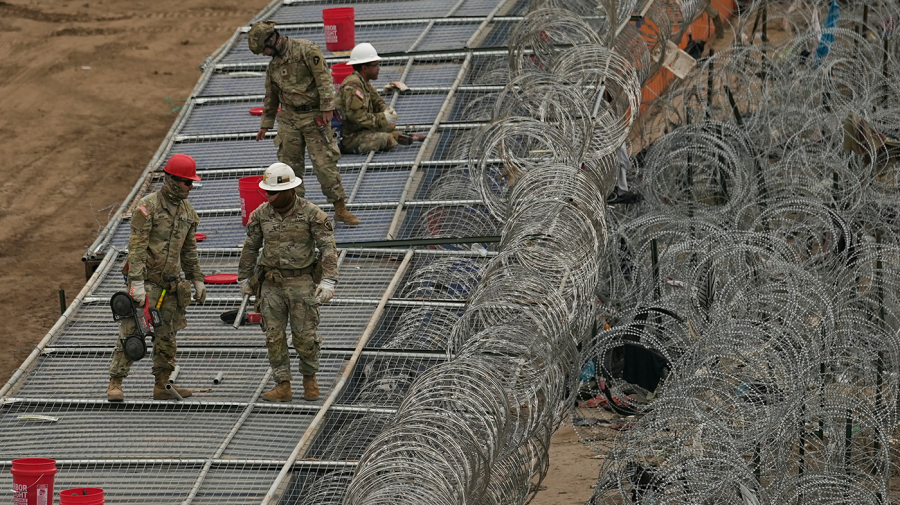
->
[0, 1, 597, 502]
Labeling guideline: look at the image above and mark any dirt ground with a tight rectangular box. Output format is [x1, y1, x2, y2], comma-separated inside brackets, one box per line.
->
[0, 1, 599, 502]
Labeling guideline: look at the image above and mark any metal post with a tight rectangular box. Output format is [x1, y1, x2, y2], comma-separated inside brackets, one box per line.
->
[58, 288, 66, 315]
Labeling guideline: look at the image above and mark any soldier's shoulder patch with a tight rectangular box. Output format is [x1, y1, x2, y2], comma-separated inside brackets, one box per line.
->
[138, 205, 150, 217]
[248, 213, 255, 224]
[355, 89, 365, 100]
[324, 219, 334, 232]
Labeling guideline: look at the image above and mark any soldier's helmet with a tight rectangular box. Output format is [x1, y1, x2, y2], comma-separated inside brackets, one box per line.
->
[259, 163, 302, 191]
[248, 20, 277, 55]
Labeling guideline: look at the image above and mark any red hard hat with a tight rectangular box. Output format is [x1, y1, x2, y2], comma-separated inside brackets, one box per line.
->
[163, 154, 201, 181]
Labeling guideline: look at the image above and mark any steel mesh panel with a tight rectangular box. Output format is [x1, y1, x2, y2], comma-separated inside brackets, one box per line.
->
[8, 349, 344, 403]
[199, 72, 266, 97]
[471, 19, 516, 48]
[167, 140, 278, 170]
[190, 465, 285, 505]
[391, 91, 448, 125]
[404, 61, 464, 87]
[0, 402, 242, 459]
[220, 411, 317, 460]
[366, 304, 464, 350]
[0, 462, 202, 504]
[50, 301, 377, 348]
[179, 101, 266, 136]
[455, 0, 508, 16]
[336, 354, 446, 407]
[162, 143, 373, 169]
[415, 24, 479, 53]
[306, 411, 396, 461]
[396, 202, 499, 242]
[273, 0, 457, 23]
[221, 24, 428, 65]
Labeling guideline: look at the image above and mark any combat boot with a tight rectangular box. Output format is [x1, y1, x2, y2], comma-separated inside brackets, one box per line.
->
[303, 375, 320, 401]
[333, 199, 360, 226]
[261, 381, 293, 402]
[107, 376, 124, 402]
[153, 372, 193, 400]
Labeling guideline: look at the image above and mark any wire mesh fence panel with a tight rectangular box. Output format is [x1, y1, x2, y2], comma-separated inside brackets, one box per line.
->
[190, 465, 289, 505]
[0, 462, 203, 504]
[396, 202, 500, 243]
[178, 101, 268, 137]
[198, 72, 267, 98]
[166, 139, 279, 170]
[219, 411, 318, 460]
[222, 24, 430, 66]
[0, 402, 244, 459]
[334, 353, 447, 407]
[404, 60, 465, 87]
[274, 0, 461, 23]
[49, 300, 377, 349]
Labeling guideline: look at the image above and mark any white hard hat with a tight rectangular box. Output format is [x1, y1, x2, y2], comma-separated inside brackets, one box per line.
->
[347, 43, 381, 66]
[259, 162, 302, 191]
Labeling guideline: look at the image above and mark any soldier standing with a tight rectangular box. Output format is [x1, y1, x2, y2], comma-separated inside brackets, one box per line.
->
[238, 163, 338, 402]
[336, 43, 423, 154]
[107, 154, 207, 402]
[247, 20, 360, 226]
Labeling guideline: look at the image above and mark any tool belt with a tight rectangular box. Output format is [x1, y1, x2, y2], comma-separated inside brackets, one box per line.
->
[147, 273, 179, 289]
[289, 103, 315, 113]
[265, 264, 316, 279]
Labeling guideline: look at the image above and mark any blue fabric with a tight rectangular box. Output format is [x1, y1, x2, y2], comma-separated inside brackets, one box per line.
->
[814, 1, 840, 66]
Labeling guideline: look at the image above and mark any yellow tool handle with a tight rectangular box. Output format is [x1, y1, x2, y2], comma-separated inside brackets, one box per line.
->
[156, 289, 167, 309]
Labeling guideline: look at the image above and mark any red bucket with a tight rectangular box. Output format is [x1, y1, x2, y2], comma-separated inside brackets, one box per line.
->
[331, 62, 353, 86]
[238, 176, 267, 226]
[11, 458, 57, 505]
[322, 7, 355, 51]
[59, 488, 104, 505]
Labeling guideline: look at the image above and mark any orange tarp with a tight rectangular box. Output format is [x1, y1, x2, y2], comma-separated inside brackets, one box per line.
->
[639, 0, 737, 115]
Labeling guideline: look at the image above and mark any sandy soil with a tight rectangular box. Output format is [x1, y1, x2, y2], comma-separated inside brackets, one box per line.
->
[0, 1, 598, 503]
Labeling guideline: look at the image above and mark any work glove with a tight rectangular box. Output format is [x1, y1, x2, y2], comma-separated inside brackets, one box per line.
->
[193, 280, 207, 304]
[129, 280, 146, 306]
[315, 278, 336, 304]
[383, 108, 398, 126]
[238, 278, 254, 297]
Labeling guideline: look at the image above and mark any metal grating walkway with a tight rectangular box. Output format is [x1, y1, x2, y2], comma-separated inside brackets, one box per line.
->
[1, 0, 516, 502]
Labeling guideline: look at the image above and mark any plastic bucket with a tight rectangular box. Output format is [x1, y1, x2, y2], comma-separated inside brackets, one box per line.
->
[59, 488, 104, 505]
[238, 176, 267, 226]
[331, 62, 353, 86]
[322, 7, 355, 51]
[11, 458, 57, 505]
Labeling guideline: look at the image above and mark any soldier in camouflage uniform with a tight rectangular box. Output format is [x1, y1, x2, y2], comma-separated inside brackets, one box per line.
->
[247, 20, 360, 226]
[238, 163, 339, 402]
[107, 154, 207, 402]
[336, 43, 402, 154]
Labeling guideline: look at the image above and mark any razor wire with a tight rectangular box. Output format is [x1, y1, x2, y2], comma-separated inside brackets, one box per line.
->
[343, 1, 711, 504]
[578, 1, 900, 504]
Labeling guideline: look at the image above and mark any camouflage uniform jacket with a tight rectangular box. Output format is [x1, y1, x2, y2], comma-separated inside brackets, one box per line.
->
[239, 195, 338, 281]
[126, 191, 203, 284]
[261, 38, 335, 130]
[336, 71, 391, 138]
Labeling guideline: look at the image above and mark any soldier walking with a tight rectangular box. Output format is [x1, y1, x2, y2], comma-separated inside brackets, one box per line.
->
[247, 20, 360, 226]
[107, 154, 207, 402]
[336, 43, 423, 154]
[238, 163, 338, 402]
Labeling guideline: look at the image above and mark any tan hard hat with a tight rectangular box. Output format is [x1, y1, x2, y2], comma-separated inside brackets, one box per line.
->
[248, 20, 277, 55]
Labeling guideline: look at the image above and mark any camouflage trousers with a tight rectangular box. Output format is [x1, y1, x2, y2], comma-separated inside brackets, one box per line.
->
[109, 280, 186, 378]
[275, 114, 347, 203]
[258, 272, 322, 382]
[341, 125, 398, 155]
